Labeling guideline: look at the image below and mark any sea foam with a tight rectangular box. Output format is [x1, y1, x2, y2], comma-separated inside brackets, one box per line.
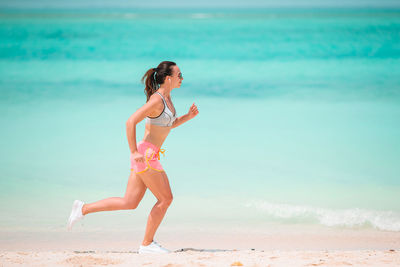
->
[244, 200, 400, 232]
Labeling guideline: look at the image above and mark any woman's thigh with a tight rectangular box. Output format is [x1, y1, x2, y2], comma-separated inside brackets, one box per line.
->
[124, 171, 147, 207]
[137, 169, 173, 202]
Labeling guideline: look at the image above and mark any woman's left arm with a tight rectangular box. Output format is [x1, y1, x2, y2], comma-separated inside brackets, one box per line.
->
[172, 102, 199, 129]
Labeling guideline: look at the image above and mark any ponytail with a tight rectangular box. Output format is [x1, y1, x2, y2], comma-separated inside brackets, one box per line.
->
[141, 61, 176, 102]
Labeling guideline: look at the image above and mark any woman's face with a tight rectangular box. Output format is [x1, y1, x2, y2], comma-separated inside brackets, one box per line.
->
[168, 65, 183, 89]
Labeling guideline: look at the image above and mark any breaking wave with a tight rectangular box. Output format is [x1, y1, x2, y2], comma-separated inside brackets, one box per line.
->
[244, 200, 400, 232]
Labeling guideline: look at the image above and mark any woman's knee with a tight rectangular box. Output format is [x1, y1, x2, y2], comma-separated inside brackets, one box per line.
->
[123, 199, 140, 210]
[159, 195, 173, 208]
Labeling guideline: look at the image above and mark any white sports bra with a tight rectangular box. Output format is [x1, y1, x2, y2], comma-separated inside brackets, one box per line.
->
[146, 92, 177, 127]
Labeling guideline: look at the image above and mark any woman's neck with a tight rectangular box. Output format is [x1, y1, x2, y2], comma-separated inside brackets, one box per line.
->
[157, 87, 172, 97]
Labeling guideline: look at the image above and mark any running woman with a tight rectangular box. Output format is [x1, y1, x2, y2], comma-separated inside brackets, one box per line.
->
[67, 61, 199, 254]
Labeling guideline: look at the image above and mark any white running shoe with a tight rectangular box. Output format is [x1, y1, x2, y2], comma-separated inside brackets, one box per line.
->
[67, 200, 85, 231]
[138, 240, 171, 254]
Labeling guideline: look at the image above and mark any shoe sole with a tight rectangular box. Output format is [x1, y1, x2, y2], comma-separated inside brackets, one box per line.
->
[138, 247, 170, 254]
[67, 200, 81, 231]
[138, 250, 170, 254]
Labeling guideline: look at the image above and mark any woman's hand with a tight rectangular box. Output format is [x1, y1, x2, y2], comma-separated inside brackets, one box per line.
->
[188, 102, 199, 119]
[131, 151, 145, 163]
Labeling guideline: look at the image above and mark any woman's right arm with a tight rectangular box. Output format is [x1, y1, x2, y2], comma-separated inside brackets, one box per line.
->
[125, 95, 161, 154]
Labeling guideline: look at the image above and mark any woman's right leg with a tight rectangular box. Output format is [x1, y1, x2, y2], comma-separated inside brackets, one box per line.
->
[82, 171, 147, 215]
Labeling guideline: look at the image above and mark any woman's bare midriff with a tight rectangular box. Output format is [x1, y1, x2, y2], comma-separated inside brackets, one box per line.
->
[142, 123, 172, 149]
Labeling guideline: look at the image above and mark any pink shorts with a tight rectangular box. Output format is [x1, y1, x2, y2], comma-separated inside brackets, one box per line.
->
[130, 140, 165, 174]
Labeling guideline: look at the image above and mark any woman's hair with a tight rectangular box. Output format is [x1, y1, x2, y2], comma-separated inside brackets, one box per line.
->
[141, 61, 176, 102]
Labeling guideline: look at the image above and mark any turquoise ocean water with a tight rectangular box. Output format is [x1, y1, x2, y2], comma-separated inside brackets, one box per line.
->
[1, 8, 400, 234]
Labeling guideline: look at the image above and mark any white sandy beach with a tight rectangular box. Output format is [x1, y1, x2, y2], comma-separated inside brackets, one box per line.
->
[1, 249, 399, 267]
[1, 225, 400, 266]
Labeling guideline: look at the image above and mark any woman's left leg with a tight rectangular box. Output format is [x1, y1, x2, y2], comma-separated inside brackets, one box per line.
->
[137, 169, 173, 246]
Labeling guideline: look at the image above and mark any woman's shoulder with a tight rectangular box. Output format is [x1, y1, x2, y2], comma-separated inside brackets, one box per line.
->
[149, 92, 164, 104]
[146, 92, 165, 112]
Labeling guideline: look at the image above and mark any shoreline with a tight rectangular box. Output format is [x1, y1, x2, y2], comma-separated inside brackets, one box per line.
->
[2, 224, 399, 252]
